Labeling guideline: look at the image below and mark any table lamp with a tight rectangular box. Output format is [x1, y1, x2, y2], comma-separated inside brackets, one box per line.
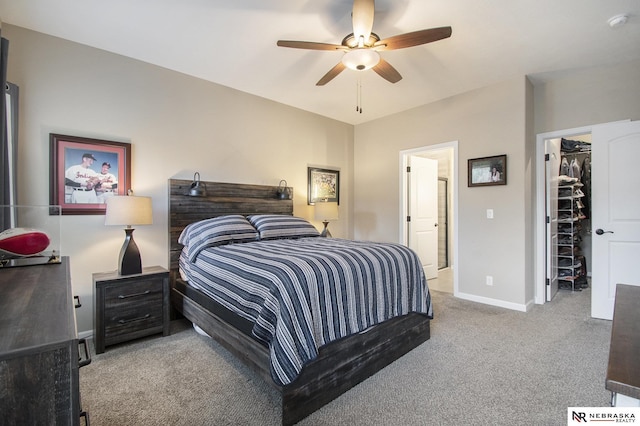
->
[105, 194, 153, 275]
[314, 201, 339, 237]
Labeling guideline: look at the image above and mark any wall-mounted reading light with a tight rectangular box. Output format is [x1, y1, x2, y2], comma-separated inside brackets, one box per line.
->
[276, 179, 292, 200]
[187, 172, 207, 197]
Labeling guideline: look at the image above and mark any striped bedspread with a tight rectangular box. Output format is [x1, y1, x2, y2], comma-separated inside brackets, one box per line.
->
[180, 237, 432, 386]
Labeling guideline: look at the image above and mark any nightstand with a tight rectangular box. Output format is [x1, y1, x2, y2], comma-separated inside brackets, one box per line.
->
[93, 266, 169, 354]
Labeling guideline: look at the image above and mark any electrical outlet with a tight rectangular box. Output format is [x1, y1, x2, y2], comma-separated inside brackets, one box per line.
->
[486, 275, 493, 286]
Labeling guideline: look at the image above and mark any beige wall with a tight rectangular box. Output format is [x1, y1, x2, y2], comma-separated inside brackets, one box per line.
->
[353, 59, 640, 311]
[5, 25, 354, 334]
[6, 22, 640, 333]
[533, 59, 640, 133]
[354, 77, 532, 309]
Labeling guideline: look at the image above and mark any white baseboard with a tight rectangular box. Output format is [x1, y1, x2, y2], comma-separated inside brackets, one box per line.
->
[454, 291, 530, 312]
[78, 330, 93, 340]
[613, 393, 640, 407]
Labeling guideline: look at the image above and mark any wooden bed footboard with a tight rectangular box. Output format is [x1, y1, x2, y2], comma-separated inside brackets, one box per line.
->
[281, 311, 430, 425]
[171, 280, 430, 425]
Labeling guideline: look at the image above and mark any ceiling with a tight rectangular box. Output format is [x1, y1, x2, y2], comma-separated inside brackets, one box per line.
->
[1, 0, 639, 125]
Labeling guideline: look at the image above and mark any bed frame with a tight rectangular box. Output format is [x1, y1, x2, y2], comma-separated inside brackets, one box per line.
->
[168, 178, 431, 425]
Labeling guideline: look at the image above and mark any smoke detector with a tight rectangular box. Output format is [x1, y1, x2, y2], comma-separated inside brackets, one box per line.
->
[608, 14, 628, 28]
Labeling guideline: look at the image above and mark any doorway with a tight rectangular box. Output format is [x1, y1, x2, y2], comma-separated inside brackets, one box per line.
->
[535, 120, 640, 319]
[536, 126, 593, 305]
[438, 178, 449, 269]
[400, 141, 459, 295]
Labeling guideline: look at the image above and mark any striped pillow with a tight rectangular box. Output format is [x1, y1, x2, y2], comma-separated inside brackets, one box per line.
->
[247, 214, 320, 240]
[179, 215, 258, 262]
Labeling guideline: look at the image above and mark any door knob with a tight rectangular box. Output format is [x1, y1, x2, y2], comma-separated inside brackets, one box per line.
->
[595, 228, 614, 235]
[434, 223, 438, 227]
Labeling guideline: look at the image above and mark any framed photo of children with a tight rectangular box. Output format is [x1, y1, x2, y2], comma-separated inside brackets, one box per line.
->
[49, 134, 131, 215]
[468, 155, 507, 187]
[308, 167, 340, 205]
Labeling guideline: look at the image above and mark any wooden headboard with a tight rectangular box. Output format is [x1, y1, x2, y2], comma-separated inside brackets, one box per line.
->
[168, 179, 293, 278]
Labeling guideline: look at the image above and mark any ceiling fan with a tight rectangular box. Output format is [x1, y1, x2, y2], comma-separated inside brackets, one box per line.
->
[277, 0, 452, 86]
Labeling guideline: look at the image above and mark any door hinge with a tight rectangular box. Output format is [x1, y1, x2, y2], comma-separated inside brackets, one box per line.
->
[407, 216, 411, 222]
[545, 153, 550, 161]
[546, 278, 550, 286]
[406, 166, 411, 172]
[546, 215, 550, 224]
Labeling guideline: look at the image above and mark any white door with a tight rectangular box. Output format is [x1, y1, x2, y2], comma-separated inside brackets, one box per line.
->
[409, 156, 439, 279]
[546, 138, 561, 301]
[591, 120, 640, 320]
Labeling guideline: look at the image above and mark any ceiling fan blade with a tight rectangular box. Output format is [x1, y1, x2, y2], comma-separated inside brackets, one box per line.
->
[373, 26, 452, 51]
[372, 58, 402, 83]
[352, 0, 375, 44]
[277, 40, 347, 51]
[316, 62, 347, 86]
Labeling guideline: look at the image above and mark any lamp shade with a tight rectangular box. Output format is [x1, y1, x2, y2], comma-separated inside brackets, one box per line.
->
[105, 196, 153, 226]
[104, 195, 152, 275]
[314, 202, 339, 222]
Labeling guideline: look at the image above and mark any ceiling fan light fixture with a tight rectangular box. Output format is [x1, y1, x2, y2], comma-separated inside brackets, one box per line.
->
[342, 48, 380, 71]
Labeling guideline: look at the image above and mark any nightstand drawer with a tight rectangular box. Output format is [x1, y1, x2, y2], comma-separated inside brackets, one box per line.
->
[104, 307, 163, 341]
[104, 279, 163, 341]
[104, 278, 163, 306]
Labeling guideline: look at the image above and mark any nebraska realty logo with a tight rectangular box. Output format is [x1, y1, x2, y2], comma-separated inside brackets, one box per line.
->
[568, 407, 639, 423]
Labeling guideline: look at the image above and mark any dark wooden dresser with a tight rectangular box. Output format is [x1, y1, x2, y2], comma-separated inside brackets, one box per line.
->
[0, 257, 86, 425]
[606, 284, 640, 406]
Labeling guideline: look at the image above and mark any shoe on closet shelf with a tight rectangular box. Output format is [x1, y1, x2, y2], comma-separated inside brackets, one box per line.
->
[559, 175, 579, 184]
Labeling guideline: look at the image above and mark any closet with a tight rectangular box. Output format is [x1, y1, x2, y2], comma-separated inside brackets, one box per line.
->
[556, 137, 591, 291]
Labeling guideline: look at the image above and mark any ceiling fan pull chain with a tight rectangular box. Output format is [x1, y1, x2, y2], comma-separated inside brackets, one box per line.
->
[356, 79, 359, 112]
[356, 78, 363, 114]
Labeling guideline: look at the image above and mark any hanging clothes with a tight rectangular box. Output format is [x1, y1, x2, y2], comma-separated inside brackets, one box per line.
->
[570, 158, 581, 179]
[560, 156, 570, 176]
[581, 156, 591, 219]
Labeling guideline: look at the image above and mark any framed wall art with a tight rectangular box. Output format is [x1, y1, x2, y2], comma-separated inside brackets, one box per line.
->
[50, 134, 131, 215]
[308, 167, 340, 205]
[468, 154, 507, 187]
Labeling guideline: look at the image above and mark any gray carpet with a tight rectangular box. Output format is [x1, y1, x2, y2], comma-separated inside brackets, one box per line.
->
[80, 288, 612, 425]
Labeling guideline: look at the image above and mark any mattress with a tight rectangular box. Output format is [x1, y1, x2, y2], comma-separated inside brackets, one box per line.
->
[180, 237, 432, 386]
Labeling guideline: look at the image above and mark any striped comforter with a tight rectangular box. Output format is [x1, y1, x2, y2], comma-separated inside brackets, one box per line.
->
[179, 237, 432, 386]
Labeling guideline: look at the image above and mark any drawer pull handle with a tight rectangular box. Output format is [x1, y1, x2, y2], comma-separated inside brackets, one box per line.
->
[118, 290, 151, 299]
[118, 314, 151, 324]
[78, 338, 92, 368]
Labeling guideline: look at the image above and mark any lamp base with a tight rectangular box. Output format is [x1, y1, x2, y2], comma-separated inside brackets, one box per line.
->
[118, 228, 142, 275]
[321, 221, 332, 238]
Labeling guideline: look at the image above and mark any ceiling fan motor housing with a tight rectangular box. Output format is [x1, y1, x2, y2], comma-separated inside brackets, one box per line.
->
[341, 32, 380, 48]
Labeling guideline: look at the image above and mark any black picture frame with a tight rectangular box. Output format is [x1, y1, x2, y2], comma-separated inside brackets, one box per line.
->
[468, 155, 507, 187]
[49, 134, 131, 215]
[308, 167, 340, 205]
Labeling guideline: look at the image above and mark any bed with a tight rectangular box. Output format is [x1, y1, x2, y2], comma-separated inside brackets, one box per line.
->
[168, 179, 432, 425]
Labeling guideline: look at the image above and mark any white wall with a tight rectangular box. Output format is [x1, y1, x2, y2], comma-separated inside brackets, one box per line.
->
[354, 77, 532, 310]
[5, 25, 354, 334]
